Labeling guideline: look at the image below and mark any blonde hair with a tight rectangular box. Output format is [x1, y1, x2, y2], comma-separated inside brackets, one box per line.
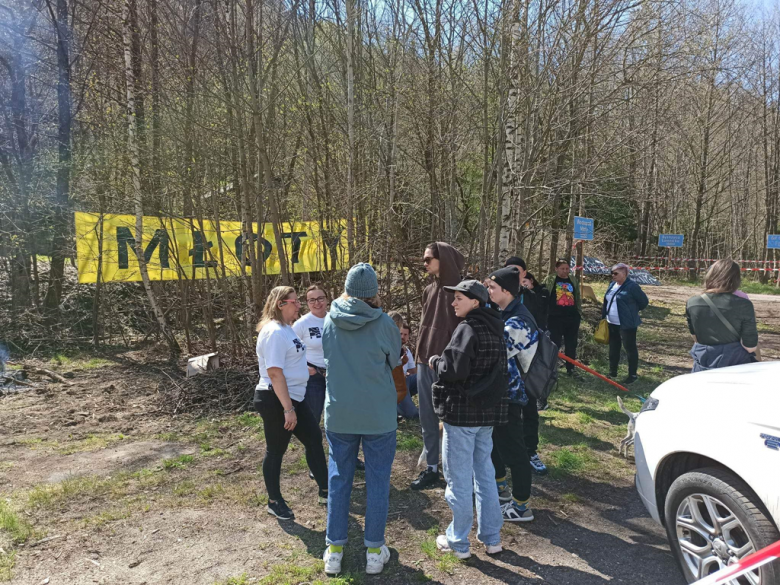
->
[387, 310, 404, 330]
[704, 259, 741, 294]
[257, 286, 297, 332]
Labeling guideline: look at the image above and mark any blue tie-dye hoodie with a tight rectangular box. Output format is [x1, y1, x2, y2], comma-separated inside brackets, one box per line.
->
[500, 297, 539, 405]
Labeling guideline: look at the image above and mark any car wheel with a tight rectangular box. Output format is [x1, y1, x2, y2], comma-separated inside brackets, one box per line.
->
[664, 467, 780, 584]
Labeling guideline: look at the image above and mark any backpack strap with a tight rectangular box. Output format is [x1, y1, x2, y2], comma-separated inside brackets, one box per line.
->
[701, 293, 740, 338]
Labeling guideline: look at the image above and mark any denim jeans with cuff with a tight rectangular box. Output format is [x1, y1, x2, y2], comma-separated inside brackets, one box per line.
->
[442, 423, 503, 553]
[325, 429, 396, 548]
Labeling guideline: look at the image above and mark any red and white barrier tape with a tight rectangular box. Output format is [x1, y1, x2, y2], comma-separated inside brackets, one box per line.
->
[572, 266, 779, 272]
[632, 255, 780, 264]
[692, 539, 780, 585]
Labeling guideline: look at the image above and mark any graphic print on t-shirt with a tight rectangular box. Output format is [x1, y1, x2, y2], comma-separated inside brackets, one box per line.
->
[555, 281, 575, 307]
[292, 337, 306, 353]
[308, 326, 322, 339]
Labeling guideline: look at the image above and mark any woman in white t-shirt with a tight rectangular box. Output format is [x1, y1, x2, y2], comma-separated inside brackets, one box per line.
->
[293, 285, 329, 423]
[254, 286, 328, 521]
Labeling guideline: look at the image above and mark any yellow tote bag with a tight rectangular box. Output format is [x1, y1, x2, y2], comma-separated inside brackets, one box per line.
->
[594, 319, 610, 344]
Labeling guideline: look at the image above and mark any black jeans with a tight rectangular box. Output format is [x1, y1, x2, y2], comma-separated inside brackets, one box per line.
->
[522, 398, 539, 455]
[254, 389, 328, 502]
[608, 324, 638, 377]
[548, 314, 581, 372]
[491, 403, 532, 502]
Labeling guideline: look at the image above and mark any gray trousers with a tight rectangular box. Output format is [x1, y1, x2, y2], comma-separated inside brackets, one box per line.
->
[417, 364, 440, 467]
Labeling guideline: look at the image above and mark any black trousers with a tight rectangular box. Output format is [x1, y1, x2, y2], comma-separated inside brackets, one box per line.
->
[522, 398, 539, 455]
[491, 403, 532, 502]
[548, 314, 581, 372]
[608, 324, 638, 377]
[254, 389, 328, 502]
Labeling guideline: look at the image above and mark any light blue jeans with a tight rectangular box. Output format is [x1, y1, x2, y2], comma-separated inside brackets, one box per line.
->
[325, 430, 396, 548]
[442, 423, 503, 553]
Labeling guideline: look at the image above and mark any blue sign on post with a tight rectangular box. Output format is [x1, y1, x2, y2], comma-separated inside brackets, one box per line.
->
[768, 235, 780, 249]
[573, 217, 594, 241]
[658, 234, 684, 248]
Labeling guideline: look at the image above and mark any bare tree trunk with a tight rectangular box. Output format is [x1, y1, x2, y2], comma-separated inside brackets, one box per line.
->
[43, 0, 72, 313]
[123, 0, 180, 355]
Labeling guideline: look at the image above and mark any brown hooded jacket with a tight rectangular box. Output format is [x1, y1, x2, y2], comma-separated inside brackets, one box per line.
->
[415, 242, 465, 364]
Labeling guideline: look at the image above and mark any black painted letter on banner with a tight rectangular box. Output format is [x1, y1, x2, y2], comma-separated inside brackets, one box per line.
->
[282, 231, 308, 263]
[116, 227, 170, 269]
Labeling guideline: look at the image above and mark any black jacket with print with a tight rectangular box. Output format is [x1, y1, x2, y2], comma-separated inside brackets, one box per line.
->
[431, 306, 509, 427]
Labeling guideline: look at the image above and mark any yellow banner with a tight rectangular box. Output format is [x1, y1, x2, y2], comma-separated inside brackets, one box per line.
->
[74, 212, 348, 284]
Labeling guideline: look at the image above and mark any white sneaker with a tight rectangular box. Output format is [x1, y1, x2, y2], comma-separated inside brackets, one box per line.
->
[365, 545, 391, 574]
[485, 543, 503, 555]
[323, 547, 343, 575]
[436, 535, 471, 559]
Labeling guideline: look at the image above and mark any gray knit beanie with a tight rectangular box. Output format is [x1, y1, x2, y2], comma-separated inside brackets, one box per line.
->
[345, 263, 378, 298]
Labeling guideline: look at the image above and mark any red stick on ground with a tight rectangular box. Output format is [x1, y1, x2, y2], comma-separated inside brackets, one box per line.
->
[557, 353, 629, 393]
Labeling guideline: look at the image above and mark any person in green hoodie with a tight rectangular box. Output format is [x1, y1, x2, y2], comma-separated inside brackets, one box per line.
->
[321, 263, 402, 577]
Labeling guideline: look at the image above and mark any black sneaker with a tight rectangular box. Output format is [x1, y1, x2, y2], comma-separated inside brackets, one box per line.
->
[609, 372, 618, 378]
[537, 397, 549, 411]
[267, 499, 295, 520]
[318, 489, 328, 505]
[309, 471, 315, 480]
[622, 375, 638, 385]
[411, 468, 440, 491]
[356, 458, 365, 471]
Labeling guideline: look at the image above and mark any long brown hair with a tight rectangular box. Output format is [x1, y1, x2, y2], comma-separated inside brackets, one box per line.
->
[257, 286, 297, 332]
[704, 259, 741, 294]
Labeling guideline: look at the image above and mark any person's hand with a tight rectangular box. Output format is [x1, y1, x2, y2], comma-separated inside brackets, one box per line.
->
[308, 366, 317, 376]
[283, 409, 297, 431]
[428, 355, 439, 369]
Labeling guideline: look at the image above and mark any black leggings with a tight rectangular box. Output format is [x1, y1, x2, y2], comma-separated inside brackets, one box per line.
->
[254, 389, 328, 502]
[608, 325, 638, 377]
[548, 314, 581, 373]
[491, 403, 532, 503]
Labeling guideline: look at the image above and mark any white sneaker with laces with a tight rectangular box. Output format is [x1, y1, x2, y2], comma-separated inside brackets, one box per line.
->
[365, 545, 391, 574]
[485, 543, 503, 555]
[323, 547, 343, 575]
[436, 535, 471, 559]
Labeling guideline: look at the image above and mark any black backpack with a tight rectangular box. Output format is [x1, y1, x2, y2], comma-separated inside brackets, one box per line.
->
[515, 309, 559, 401]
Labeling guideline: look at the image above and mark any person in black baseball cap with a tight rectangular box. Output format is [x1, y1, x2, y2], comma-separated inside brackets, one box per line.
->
[427, 278, 509, 558]
[442, 279, 490, 306]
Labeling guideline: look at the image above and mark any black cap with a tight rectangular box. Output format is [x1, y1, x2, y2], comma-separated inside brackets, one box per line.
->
[504, 256, 526, 270]
[443, 279, 489, 305]
[488, 266, 520, 297]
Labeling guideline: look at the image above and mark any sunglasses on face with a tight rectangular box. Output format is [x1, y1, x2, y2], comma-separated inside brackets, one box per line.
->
[307, 296, 327, 305]
[423, 257, 435, 264]
[611, 272, 620, 276]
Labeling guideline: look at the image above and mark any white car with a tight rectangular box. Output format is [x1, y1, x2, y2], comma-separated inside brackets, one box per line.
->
[634, 362, 780, 584]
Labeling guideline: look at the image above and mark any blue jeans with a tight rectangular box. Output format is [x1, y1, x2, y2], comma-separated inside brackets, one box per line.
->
[302, 372, 327, 423]
[442, 423, 503, 552]
[406, 373, 418, 397]
[397, 392, 419, 419]
[326, 430, 396, 548]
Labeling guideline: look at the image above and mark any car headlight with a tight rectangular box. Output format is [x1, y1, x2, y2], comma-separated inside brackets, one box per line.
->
[639, 396, 659, 414]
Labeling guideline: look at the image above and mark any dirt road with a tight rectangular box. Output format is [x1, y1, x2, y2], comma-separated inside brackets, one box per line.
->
[2, 284, 777, 584]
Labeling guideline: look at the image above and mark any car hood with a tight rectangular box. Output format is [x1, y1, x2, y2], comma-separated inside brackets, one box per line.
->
[650, 361, 780, 433]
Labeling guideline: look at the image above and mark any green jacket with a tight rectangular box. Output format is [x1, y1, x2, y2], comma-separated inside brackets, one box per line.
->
[543, 273, 583, 318]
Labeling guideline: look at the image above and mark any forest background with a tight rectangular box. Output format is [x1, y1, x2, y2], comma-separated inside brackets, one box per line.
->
[0, 0, 779, 357]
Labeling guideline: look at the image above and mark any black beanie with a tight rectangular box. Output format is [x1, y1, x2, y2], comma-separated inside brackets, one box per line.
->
[504, 256, 526, 270]
[488, 266, 520, 297]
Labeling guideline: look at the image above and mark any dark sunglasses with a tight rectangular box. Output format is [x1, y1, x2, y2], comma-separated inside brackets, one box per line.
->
[611, 271, 620, 276]
[423, 257, 435, 264]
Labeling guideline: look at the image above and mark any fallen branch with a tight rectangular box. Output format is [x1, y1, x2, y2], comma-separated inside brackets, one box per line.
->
[30, 535, 64, 547]
[1, 376, 34, 387]
[27, 367, 73, 386]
